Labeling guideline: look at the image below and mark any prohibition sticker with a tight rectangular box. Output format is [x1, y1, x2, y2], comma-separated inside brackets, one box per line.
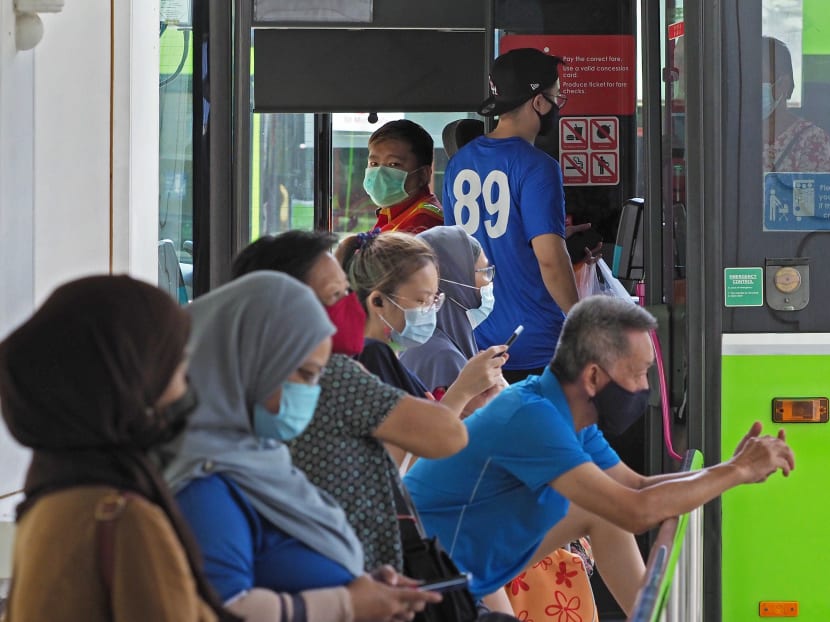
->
[590, 152, 618, 184]
[562, 153, 589, 184]
[561, 118, 588, 150]
[589, 117, 618, 149]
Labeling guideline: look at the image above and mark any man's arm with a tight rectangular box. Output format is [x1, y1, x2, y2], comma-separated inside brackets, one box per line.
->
[530, 233, 579, 312]
[551, 430, 794, 534]
[606, 421, 774, 490]
[605, 460, 706, 489]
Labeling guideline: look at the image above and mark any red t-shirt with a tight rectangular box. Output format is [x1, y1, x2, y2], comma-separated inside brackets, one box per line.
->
[373, 188, 443, 234]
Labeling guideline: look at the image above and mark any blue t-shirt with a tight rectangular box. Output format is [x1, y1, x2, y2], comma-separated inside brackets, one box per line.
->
[404, 369, 619, 599]
[443, 136, 567, 370]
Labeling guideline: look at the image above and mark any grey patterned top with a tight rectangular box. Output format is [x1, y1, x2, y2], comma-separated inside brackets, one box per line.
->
[288, 353, 406, 570]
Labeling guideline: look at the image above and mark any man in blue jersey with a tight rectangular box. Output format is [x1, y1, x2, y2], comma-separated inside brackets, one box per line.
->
[444, 47, 577, 382]
[404, 296, 795, 615]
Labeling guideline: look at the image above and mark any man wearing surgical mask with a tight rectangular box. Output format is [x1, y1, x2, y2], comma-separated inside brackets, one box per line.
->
[406, 296, 795, 616]
[762, 36, 830, 172]
[365, 119, 444, 234]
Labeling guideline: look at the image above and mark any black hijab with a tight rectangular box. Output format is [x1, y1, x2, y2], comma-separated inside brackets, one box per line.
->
[0, 274, 237, 621]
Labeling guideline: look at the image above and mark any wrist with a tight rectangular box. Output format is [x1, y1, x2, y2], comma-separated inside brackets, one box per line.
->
[439, 384, 473, 413]
[719, 460, 751, 486]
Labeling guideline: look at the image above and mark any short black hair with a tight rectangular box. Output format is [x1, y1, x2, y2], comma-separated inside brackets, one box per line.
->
[231, 230, 338, 282]
[368, 119, 434, 167]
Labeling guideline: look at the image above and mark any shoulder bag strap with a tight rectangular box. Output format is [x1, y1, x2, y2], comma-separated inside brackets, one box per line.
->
[94, 492, 132, 607]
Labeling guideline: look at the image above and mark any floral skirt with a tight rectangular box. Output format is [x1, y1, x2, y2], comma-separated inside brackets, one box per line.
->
[505, 543, 598, 622]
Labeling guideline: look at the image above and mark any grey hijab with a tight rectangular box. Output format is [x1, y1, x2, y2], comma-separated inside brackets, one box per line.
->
[400, 225, 481, 390]
[162, 272, 364, 576]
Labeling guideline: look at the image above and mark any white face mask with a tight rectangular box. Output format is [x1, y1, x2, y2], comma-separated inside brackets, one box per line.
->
[443, 278, 496, 329]
[466, 282, 495, 329]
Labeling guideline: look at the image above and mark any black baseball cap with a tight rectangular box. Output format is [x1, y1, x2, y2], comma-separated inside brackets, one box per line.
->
[478, 48, 564, 117]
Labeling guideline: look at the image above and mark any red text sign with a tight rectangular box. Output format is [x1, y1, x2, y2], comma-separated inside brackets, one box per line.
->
[500, 34, 636, 115]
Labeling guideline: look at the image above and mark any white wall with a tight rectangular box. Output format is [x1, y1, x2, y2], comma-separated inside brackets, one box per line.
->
[30, 2, 159, 302]
[32, 5, 111, 299]
[0, 0, 35, 336]
[0, 0, 36, 523]
[110, 1, 160, 282]
[0, 0, 160, 571]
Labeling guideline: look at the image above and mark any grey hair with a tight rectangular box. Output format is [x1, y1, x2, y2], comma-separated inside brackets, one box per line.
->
[550, 295, 658, 383]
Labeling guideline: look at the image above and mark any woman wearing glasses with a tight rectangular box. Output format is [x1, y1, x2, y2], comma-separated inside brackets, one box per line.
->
[400, 225, 507, 414]
[337, 230, 507, 468]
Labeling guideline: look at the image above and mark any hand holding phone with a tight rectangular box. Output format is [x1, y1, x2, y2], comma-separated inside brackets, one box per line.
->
[418, 573, 470, 593]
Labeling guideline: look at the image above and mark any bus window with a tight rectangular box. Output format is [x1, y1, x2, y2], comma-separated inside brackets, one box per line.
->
[251, 113, 316, 238]
[330, 112, 477, 237]
[159, 18, 194, 301]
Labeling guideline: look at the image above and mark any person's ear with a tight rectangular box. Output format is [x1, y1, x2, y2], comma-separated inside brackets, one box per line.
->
[532, 92, 551, 113]
[417, 165, 433, 187]
[580, 363, 603, 399]
[368, 290, 385, 312]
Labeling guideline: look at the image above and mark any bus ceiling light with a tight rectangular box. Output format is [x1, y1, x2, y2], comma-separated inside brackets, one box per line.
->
[14, 0, 64, 52]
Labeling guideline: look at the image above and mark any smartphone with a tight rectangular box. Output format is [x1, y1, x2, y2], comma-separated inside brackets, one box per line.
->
[418, 573, 470, 593]
[504, 325, 524, 351]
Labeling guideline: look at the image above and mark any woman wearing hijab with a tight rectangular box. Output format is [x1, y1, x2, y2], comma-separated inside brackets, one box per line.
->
[0, 275, 235, 622]
[232, 231, 476, 571]
[162, 272, 439, 621]
[400, 225, 506, 411]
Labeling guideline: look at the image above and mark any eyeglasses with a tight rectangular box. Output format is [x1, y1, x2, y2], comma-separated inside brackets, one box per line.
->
[474, 265, 496, 283]
[386, 291, 446, 315]
[541, 92, 567, 111]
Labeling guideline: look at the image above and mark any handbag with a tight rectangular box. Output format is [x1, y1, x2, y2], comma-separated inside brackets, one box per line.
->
[394, 481, 478, 622]
[505, 544, 598, 622]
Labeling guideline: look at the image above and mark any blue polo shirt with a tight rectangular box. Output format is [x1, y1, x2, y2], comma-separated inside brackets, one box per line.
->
[404, 368, 619, 599]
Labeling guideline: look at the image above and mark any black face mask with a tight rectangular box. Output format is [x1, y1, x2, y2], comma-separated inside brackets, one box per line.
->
[137, 384, 199, 448]
[592, 375, 649, 437]
[536, 94, 560, 137]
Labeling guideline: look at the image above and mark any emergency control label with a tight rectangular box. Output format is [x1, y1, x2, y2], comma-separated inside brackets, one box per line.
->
[560, 116, 620, 186]
[724, 268, 764, 307]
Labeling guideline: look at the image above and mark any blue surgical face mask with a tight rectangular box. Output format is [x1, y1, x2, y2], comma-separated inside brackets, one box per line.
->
[380, 297, 437, 349]
[253, 381, 321, 441]
[466, 282, 495, 329]
[363, 166, 411, 207]
[762, 82, 784, 120]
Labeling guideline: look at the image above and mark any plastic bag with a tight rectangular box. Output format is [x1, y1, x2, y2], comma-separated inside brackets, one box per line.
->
[574, 262, 602, 299]
[596, 258, 634, 301]
[576, 259, 634, 302]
